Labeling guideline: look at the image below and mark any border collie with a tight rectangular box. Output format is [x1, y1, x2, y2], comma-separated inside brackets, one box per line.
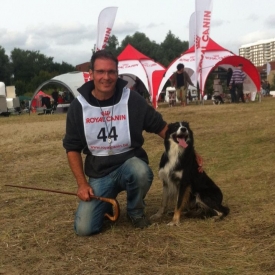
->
[150, 121, 229, 226]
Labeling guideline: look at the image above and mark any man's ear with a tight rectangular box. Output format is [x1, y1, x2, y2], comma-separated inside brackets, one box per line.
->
[89, 69, 93, 80]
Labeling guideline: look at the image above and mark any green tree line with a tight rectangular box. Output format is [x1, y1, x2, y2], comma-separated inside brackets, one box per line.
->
[0, 31, 189, 96]
[0, 46, 75, 96]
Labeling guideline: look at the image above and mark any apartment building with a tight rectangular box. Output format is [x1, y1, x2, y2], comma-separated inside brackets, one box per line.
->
[239, 38, 275, 67]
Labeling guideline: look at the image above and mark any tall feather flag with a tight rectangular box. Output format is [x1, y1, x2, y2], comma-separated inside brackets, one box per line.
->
[96, 7, 118, 51]
[195, 0, 213, 96]
[189, 12, 196, 48]
[266, 62, 271, 75]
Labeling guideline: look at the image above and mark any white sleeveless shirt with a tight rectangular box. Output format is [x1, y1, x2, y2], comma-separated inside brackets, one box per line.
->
[77, 88, 133, 156]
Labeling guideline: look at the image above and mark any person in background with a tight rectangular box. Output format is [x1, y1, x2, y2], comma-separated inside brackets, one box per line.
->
[170, 63, 194, 107]
[229, 64, 246, 103]
[132, 77, 146, 98]
[51, 89, 59, 109]
[63, 50, 168, 236]
[227, 68, 236, 103]
[266, 80, 270, 96]
[261, 81, 266, 96]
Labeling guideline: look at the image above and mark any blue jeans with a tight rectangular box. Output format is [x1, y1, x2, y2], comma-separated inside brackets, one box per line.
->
[74, 157, 153, 236]
[230, 86, 237, 103]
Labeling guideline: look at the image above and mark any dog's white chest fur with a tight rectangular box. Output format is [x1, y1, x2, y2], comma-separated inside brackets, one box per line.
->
[159, 138, 183, 184]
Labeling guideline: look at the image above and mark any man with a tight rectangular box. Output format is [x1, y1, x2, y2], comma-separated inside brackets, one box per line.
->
[266, 80, 270, 96]
[63, 50, 168, 236]
[51, 88, 59, 109]
[229, 64, 246, 103]
[170, 63, 194, 106]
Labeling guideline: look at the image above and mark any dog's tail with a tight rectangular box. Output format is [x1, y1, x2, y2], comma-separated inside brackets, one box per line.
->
[183, 204, 230, 220]
[219, 205, 230, 218]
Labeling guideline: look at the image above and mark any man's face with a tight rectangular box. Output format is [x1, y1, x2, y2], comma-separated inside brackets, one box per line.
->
[90, 58, 118, 94]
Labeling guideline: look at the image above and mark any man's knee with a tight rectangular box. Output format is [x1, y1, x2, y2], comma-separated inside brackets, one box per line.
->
[74, 215, 102, 236]
[125, 158, 153, 179]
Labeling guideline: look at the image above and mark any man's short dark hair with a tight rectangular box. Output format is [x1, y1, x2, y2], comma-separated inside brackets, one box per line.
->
[90, 50, 118, 70]
[177, 63, 184, 71]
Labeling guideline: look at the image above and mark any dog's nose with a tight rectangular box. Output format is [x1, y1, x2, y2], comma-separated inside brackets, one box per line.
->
[180, 127, 187, 133]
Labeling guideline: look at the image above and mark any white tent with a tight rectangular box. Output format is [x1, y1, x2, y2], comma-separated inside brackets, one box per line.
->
[157, 39, 234, 98]
[30, 71, 90, 112]
[157, 39, 261, 102]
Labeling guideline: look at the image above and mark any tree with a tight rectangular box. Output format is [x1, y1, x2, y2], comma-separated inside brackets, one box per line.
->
[118, 32, 157, 60]
[0, 46, 11, 85]
[159, 31, 189, 66]
[10, 48, 75, 94]
[105, 35, 120, 56]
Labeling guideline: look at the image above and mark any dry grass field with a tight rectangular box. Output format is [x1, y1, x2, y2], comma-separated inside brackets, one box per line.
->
[1, 97, 275, 275]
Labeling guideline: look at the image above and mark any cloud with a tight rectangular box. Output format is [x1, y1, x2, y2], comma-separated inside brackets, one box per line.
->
[26, 22, 96, 46]
[211, 19, 227, 27]
[145, 22, 165, 29]
[246, 14, 259, 21]
[0, 28, 28, 51]
[113, 21, 139, 37]
[238, 30, 275, 47]
[265, 15, 275, 27]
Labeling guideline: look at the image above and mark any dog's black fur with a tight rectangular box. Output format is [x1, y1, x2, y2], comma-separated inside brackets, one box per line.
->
[150, 121, 230, 225]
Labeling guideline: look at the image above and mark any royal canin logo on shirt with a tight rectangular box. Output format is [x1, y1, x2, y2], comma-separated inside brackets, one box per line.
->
[86, 114, 126, 124]
[101, 111, 110, 116]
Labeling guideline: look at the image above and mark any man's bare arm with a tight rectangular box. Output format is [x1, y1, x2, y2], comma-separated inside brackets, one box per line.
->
[67, 151, 94, 200]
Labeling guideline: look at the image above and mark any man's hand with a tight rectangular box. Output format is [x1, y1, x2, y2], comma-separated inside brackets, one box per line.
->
[195, 152, 203, 173]
[77, 183, 94, 201]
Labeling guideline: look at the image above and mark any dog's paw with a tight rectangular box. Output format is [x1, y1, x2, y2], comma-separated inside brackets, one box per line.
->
[167, 221, 180, 226]
[150, 213, 162, 221]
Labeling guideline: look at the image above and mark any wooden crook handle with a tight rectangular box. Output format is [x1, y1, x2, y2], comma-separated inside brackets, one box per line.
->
[5, 184, 120, 222]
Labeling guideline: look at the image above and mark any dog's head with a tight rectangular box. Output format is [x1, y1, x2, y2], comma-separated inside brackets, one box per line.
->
[166, 121, 194, 149]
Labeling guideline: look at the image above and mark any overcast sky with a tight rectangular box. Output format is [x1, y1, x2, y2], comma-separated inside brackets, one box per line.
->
[1, 0, 274, 66]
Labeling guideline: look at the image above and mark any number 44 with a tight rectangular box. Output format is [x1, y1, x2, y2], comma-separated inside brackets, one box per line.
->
[97, 127, 118, 142]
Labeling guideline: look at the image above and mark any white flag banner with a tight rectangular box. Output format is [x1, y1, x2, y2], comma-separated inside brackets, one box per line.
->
[195, 0, 213, 94]
[189, 12, 196, 48]
[266, 62, 271, 75]
[96, 7, 118, 51]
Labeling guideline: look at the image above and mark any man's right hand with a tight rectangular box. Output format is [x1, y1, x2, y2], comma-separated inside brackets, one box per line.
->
[77, 183, 94, 201]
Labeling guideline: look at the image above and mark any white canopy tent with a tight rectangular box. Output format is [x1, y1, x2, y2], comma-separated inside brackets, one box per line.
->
[117, 44, 166, 107]
[157, 39, 261, 101]
[157, 39, 233, 99]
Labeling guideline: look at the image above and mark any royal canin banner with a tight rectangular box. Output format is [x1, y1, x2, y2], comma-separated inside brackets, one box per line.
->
[96, 7, 118, 51]
[189, 12, 196, 48]
[195, 0, 213, 93]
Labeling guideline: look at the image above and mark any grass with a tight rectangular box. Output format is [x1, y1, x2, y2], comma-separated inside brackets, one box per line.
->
[1, 97, 275, 275]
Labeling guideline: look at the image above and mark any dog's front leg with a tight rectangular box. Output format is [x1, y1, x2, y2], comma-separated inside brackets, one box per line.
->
[150, 181, 169, 221]
[167, 185, 191, 226]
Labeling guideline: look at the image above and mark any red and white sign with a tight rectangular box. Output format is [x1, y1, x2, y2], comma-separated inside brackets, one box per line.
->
[195, 0, 213, 94]
[96, 7, 118, 51]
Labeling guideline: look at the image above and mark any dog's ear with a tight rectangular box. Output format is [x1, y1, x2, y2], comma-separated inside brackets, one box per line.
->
[168, 123, 174, 129]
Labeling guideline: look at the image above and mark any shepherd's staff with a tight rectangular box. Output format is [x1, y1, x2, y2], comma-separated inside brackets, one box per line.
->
[4, 184, 120, 222]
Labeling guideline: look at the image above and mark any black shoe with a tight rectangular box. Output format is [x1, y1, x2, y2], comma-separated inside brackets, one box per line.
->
[127, 214, 151, 229]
